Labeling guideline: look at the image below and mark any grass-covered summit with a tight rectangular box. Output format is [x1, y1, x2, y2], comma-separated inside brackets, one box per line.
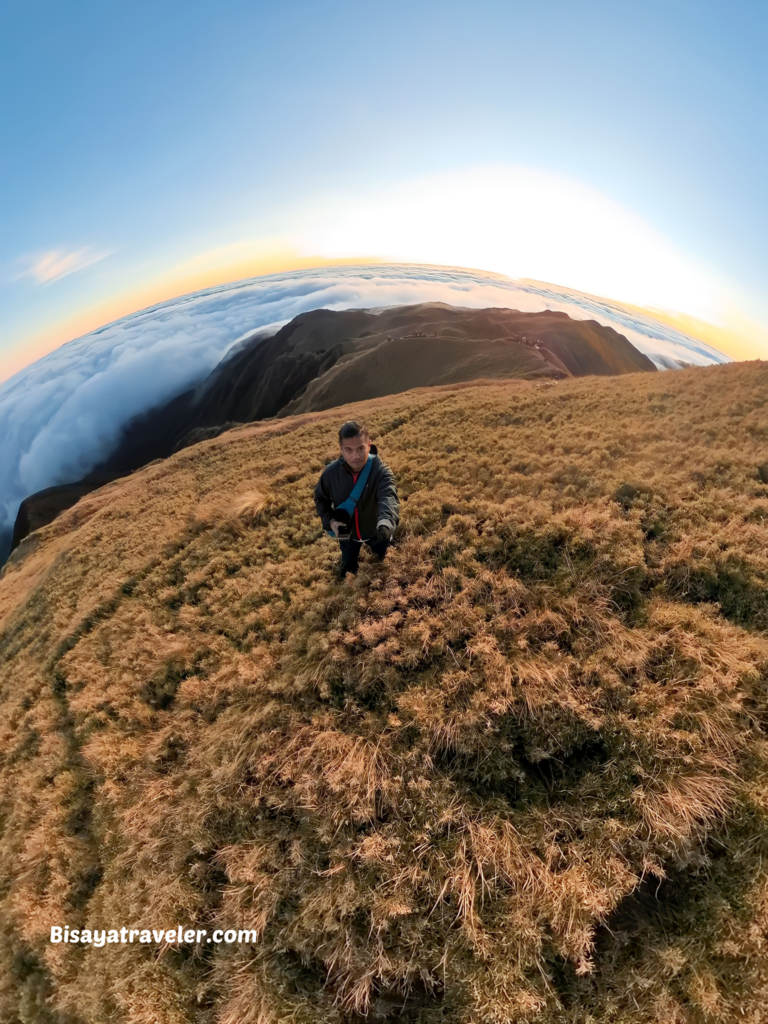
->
[1, 361, 768, 1023]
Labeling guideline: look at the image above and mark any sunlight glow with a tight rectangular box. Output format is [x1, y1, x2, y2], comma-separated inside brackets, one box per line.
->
[299, 165, 730, 326]
[5, 164, 765, 381]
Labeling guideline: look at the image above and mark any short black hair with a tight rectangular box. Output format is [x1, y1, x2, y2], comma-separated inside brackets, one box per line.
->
[338, 420, 369, 443]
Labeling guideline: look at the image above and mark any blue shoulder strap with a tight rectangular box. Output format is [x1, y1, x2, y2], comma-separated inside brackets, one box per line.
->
[337, 455, 373, 515]
[326, 455, 374, 537]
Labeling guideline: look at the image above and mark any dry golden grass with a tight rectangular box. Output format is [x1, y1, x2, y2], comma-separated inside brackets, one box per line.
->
[1, 361, 768, 1023]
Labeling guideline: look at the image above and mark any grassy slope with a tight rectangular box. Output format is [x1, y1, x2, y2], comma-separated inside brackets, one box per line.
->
[1, 363, 768, 1024]
[281, 336, 559, 415]
[180, 304, 656, 428]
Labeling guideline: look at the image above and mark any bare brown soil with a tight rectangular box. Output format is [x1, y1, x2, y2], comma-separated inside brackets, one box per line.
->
[1, 361, 768, 1023]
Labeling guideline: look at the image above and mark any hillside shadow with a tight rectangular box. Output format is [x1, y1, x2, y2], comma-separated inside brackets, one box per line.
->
[437, 734, 611, 813]
[543, 837, 754, 1011]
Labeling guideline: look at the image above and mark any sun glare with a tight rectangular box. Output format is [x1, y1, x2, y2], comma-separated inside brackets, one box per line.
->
[4, 165, 764, 382]
[299, 165, 727, 325]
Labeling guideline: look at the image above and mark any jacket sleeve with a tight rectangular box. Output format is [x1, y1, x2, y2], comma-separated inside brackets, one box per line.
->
[375, 463, 400, 531]
[314, 470, 335, 531]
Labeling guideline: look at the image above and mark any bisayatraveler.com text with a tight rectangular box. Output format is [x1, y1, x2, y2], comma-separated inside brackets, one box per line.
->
[50, 926, 258, 946]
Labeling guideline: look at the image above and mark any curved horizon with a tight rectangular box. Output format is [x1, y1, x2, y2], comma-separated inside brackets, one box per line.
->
[1, 260, 734, 386]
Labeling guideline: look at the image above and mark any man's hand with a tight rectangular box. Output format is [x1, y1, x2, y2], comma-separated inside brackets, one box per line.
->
[330, 519, 349, 537]
[375, 524, 393, 543]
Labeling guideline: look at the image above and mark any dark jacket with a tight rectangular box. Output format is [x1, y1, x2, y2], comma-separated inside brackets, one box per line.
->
[314, 443, 399, 542]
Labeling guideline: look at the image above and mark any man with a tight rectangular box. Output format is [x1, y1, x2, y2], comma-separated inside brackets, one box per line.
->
[314, 420, 399, 577]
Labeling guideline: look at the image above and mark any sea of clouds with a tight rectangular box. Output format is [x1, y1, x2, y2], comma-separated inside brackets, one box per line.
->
[0, 263, 730, 558]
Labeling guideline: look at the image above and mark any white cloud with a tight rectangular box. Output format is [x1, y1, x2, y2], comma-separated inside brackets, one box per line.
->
[0, 264, 730, 552]
[13, 246, 113, 285]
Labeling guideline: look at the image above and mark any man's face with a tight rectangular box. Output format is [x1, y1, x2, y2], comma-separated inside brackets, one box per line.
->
[340, 433, 371, 472]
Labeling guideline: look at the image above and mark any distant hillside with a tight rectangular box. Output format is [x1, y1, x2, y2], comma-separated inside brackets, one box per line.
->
[182, 304, 655, 430]
[6, 303, 655, 559]
[9, 476, 118, 554]
[1, 361, 767, 1023]
[114, 302, 655, 461]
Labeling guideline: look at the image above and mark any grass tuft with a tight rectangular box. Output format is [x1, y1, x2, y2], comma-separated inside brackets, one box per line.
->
[231, 490, 281, 523]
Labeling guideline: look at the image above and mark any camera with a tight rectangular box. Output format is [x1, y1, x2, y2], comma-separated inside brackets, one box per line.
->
[333, 507, 352, 539]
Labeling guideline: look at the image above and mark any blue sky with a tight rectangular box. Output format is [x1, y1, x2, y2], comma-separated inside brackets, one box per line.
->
[2, 0, 767, 376]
